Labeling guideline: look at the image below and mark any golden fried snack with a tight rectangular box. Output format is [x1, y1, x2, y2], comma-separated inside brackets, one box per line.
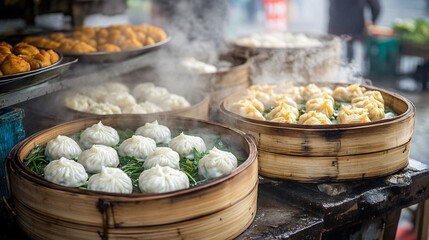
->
[120, 39, 143, 50]
[144, 36, 155, 45]
[135, 32, 146, 44]
[0, 42, 13, 50]
[14, 42, 40, 56]
[98, 43, 121, 52]
[46, 49, 60, 63]
[71, 42, 97, 54]
[122, 27, 138, 39]
[146, 26, 167, 42]
[0, 53, 10, 64]
[32, 38, 61, 50]
[0, 70, 3, 77]
[49, 32, 65, 41]
[19, 53, 50, 70]
[96, 29, 109, 39]
[97, 37, 108, 45]
[1, 55, 31, 75]
[0, 46, 12, 54]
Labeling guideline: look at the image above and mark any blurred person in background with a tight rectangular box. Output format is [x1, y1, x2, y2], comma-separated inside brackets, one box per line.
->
[328, 0, 381, 62]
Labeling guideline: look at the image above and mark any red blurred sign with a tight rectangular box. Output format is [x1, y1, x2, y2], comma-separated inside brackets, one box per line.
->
[263, 0, 287, 31]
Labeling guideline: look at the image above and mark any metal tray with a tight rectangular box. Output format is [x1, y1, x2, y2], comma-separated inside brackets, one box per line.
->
[0, 53, 63, 81]
[63, 36, 171, 63]
[0, 57, 78, 92]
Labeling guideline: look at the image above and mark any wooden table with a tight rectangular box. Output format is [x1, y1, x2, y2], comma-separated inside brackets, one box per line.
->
[1, 159, 428, 240]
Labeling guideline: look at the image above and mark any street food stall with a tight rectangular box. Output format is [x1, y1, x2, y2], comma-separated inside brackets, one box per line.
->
[0, 1, 428, 239]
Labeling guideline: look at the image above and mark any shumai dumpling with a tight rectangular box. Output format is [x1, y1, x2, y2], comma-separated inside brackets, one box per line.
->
[80, 121, 120, 148]
[274, 94, 297, 108]
[338, 105, 371, 124]
[351, 96, 384, 121]
[143, 147, 180, 170]
[78, 145, 119, 173]
[45, 135, 82, 161]
[303, 84, 322, 100]
[363, 90, 384, 104]
[305, 97, 335, 117]
[267, 102, 299, 120]
[119, 135, 156, 159]
[284, 86, 305, 104]
[139, 165, 189, 193]
[88, 167, 132, 194]
[248, 84, 274, 94]
[333, 84, 366, 101]
[169, 132, 206, 157]
[135, 120, 171, 144]
[247, 90, 276, 108]
[198, 147, 238, 179]
[245, 96, 265, 112]
[231, 100, 265, 121]
[299, 111, 332, 125]
[44, 157, 88, 187]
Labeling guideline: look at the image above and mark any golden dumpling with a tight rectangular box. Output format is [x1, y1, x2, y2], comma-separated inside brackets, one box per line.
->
[267, 102, 299, 120]
[351, 96, 384, 121]
[338, 105, 371, 124]
[305, 98, 334, 117]
[274, 94, 298, 108]
[299, 111, 332, 125]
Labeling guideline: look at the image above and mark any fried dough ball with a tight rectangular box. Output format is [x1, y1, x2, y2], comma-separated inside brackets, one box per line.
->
[0, 46, 12, 54]
[97, 29, 109, 39]
[122, 27, 137, 39]
[49, 32, 65, 41]
[0, 41, 13, 50]
[135, 32, 146, 44]
[120, 39, 143, 50]
[98, 44, 121, 52]
[145, 37, 155, 45]
[146, 26, 167, 42]
[13, 42, 40, 56]
[1, 55, 31, 74]
[46, 49, 60, 63]
[97, 37, 108, 45]
[0, 53, 10, 63]
[71, 42, 97, 54]
[19, 53, 50, 70]
[31, 38, 60, 50]
[58, 40, 76, 53]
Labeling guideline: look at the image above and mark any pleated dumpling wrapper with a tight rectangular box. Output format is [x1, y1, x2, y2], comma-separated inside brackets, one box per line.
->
[88, 167, 133, 194]
[118, 135, 156, 159]
[78, 145, 119, 173]
[198, 147, 238, 179]
[45, 135, 82, 161]
[135, 120, 171, 144]
[44, 157, 88, 187]
[80, 121, 120, 148]
[139, 165, 190, 193]
[168, 132, 206, 157]
[143, 147, 180, 170]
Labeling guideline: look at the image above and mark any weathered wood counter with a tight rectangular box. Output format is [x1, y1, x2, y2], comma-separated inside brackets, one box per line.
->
[1, 159, 428, 240]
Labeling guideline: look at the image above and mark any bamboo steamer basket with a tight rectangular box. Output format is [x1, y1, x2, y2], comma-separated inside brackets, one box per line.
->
[204, 55, 250, 115]
[5, 115, 258, 240]
[233, 33, 341, 83]
[219, 83, 415, 182]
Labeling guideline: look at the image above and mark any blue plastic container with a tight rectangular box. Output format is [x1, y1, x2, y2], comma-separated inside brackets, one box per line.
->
[0, 108, 25, 201]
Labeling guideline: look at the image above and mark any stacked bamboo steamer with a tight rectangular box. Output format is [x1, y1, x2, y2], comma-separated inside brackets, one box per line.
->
[6, 116, 258, 239]
[219, 83, 415, 182]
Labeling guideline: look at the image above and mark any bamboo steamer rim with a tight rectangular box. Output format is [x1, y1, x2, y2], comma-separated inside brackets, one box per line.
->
[220, 82, 416, 131]
[66, 91, 210, 117]
[10, 115, 257, 201]
[233, 32, 341, 52]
